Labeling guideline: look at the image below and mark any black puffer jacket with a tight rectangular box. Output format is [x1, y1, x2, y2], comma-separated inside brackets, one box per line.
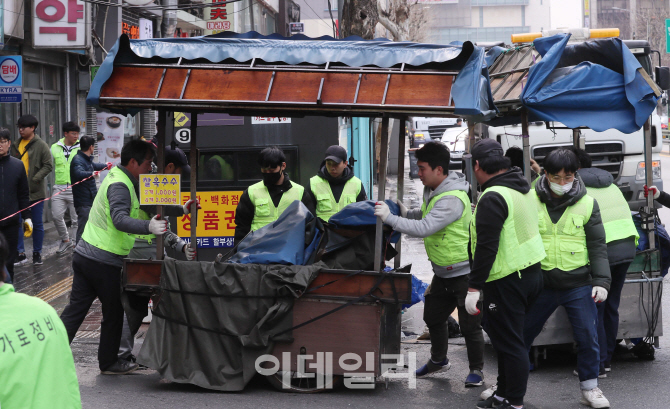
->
[579, 167, 637, 266]
[0, 154, 30, 227]
[535, 174, 611, 290]
[70, 151, 108, 208]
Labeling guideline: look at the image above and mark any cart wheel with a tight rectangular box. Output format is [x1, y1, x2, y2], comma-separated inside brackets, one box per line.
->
[266, 372, 344, 393]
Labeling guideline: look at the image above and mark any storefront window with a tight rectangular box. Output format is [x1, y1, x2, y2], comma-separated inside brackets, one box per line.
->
[24, 62, 41, 89]
[44, 68, 59, 91]
[0, 104, 19, 140]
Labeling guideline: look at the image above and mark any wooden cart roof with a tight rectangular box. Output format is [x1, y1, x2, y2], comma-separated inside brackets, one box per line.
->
[87, 32, 496, 119]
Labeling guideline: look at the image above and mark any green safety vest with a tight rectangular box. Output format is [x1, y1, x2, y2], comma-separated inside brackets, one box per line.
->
[134, 209, 155, 244]
[248, 180, 305, 231]
[536, 194, 594, 271]
[81, 167, 140, 255]
[51, 138, 80, 185]
[421, 190, 471, 266]
[310, 175, 362, 221]
[586, 185, 639, 245]
[471, 185, 546, 282]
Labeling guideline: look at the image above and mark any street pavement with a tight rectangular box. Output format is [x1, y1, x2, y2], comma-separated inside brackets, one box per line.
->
[9, 147, 670, 408]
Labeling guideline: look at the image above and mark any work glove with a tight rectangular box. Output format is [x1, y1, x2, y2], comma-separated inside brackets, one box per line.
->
[23, 218, 33, 238]
[93, 171, 101, 180]
[148, 215, 168, 235]
[374, 201, 391, 222]
[465, 289, 481, 315]
[644, 185, 660, 200]
[182, 243, 196, 260]
[183, 198, 202, 215]
[106, 162, 113, 170]
[396, 200, 408, 218]
[592, 286, 608, 303]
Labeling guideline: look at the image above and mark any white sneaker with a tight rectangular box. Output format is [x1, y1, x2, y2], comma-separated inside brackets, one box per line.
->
[480, 383, 497, 400]
[57, 240, 74, 254]
[581, 387, 610, 408]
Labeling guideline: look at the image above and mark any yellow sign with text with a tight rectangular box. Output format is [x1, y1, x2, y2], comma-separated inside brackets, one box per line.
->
[139, 174, 181, 205]
[177, 191, 242, 248]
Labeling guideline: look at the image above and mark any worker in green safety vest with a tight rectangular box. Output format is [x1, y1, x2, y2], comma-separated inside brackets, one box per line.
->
[523, 148, 612, 409]
[466, 139, 546, 409]
[308, 145, 367, 222]
[569, 146, 638, 376]
[234, 146, 314, 244]
[59, 140, 168, 376]
[374, 141, 485, 387]
[0, 236, 82, 409]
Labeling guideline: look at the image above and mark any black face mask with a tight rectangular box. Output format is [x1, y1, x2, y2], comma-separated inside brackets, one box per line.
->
[262, 171, 282, 187]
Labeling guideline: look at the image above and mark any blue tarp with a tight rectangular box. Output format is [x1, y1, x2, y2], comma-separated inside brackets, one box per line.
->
[328, 200, 401, 243]
[520, 34, 659, 134]
[87, 32, 496, 119]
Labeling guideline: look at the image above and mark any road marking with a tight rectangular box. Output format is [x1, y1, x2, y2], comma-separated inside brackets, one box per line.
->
[661, 153, 670, 158]
[35, 276, 73, 303]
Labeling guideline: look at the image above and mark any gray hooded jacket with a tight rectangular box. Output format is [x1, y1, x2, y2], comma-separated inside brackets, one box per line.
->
[385, 171, 471, 278]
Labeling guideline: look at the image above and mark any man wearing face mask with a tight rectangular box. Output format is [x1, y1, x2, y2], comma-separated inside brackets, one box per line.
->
[234, 146, 314, 244]
[525, 148, 611, 409]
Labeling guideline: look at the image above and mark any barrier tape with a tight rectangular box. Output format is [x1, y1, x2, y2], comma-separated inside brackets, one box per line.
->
[0, 170, 106, 223]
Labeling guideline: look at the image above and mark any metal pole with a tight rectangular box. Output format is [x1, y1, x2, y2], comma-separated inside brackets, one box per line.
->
[466, 122, 475, 153]
[394, 117, 406, 269]
[155, 110, 166, 260]
[374, 117, 390, 272]
[190, 114, 198, 259]
[521, 110, 531, 183]
[643, 118, 656, 248]
[572, 128, 580, 148]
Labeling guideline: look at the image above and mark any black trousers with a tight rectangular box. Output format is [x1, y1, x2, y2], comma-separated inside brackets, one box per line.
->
[482, 264, 543, 407]
[423, 274, 484, 370]
[0, 224, 19, 282]
[60, 253, 124, 370]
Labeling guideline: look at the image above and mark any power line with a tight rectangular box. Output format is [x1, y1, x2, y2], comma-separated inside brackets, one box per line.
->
[302, 1, 334, 32]
[80, 0, 242, 12]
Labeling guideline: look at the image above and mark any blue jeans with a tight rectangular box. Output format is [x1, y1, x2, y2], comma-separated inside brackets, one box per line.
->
[17, 200, 45, 254]
[524, 284, 600, 390]
[597, 262, 630, 367]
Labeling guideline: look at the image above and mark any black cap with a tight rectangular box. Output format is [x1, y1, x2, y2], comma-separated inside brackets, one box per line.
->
[324, 145, 348, 163]
[471, 139, 504, 162]
[165, 147, 191, 175]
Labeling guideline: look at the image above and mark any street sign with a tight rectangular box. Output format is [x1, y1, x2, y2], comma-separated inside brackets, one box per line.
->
[90, 65, 100, 82]
[289, 22, 304, 34]
[175, 128, 191, 144]
[139, 174, 181, 205]
[177, 191, 241, 248]
[0, 56, 22, 103]
[667, 19, 670, 53]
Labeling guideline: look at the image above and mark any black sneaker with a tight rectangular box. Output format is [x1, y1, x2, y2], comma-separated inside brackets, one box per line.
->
[32, 252, 43, 265]
[101, 359, 139, 375]
[14, 252, 26, 264]
[497, 401, 519, 409]
[122, 354, 148, 370]
[476, 394, 505, 408]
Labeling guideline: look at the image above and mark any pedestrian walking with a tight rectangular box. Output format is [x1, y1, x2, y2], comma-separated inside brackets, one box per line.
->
[0, 128, 31, 282]
[525, 148, 611, 408]
[234, 146, 314, 244]
[59, 139, 167, 375]
[11, 115, 53, 265]
[375, 141, 485, 387]
[70, 136, 111, 244]
[50, 121, 81, 255]
[308, 145, 367, 221]
[467, 139, 546, 409]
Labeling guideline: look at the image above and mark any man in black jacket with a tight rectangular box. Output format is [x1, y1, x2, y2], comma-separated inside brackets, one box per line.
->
[467, 139, 546, 409]
[70, 136, 111, 244]
[0, 128, 31, 281]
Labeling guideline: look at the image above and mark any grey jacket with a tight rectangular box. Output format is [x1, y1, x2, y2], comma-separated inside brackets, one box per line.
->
[385, 172, 471, 278]
[75, 166, 152, 268]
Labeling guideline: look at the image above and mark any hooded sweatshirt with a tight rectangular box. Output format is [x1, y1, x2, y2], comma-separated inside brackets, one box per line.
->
[468, 167, 541, 290]
[579, 167, 637, 266]
[534, 174, 611, 291]
[307, 165, 367, 205]
[385, 171, 470, 278]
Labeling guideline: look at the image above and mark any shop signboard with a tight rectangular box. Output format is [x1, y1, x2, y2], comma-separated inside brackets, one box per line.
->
[177, 191, 241, 248]
[205, 0, 234, 35]
[0, 56, 22, 103]
[139, 174, 181, 205]
[33, 0, 88, 48]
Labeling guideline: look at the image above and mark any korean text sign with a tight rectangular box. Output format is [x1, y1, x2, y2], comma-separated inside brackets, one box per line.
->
[0, 56, 22, 103]
[177, 191, 242, 248]
[139, 174, 181, 205]
[33, 0, 87, 48]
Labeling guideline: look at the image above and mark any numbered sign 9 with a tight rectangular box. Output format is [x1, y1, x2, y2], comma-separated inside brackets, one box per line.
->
[175, 128, 191, 144]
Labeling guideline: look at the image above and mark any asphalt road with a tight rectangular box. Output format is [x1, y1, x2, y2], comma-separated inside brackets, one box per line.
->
[41, 147, 670, 408]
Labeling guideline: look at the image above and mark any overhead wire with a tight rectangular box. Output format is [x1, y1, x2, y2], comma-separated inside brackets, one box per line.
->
[80, 0, 243, 12]
[302, 1, 335, 33]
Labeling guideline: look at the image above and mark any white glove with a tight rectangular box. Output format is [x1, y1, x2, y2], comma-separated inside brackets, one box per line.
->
[592, 286, 608, 303]
[396, 200, 408, 218]
[465, 289, 481, 315]
[374, 201, 391, 222]
[93, 171, 101, 180]
[182, 243, 196, 260]
[183, 198, 201, 215]
[148, 215, 168, 235]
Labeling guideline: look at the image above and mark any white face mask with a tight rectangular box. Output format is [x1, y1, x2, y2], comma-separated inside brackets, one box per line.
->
[549, 180, 574, 196]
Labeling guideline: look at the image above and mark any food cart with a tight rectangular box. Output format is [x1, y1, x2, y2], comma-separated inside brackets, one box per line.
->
[87, 31, 496, 391]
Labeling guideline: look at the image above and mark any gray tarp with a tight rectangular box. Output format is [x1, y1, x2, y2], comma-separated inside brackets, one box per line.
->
[137, 258, 322, 391]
